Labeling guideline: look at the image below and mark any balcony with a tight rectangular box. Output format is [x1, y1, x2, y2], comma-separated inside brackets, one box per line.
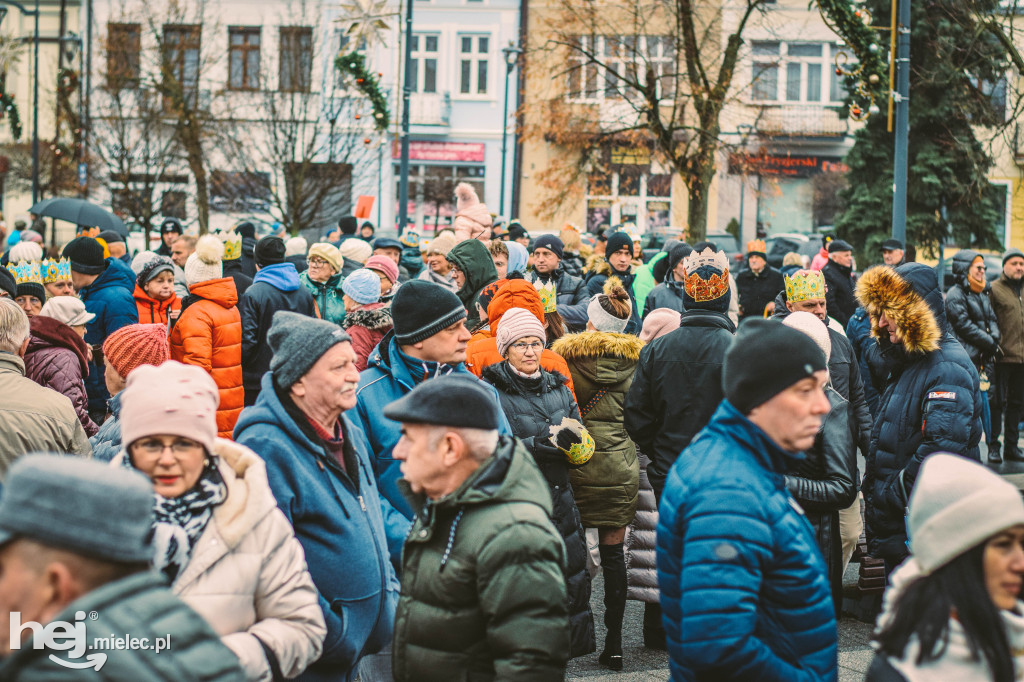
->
[755, 105, 849, 138]
[410, 92, 451, 126]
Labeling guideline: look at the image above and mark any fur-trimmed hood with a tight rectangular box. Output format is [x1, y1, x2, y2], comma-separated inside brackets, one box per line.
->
[342, 302, 393, 331]
[551, 331, 643, 386]
[585, 256, 638, 278]
[856, 263, 945, 355]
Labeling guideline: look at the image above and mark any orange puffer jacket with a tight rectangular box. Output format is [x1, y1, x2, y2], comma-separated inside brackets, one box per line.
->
[169, 277, 244, 438]
[465, 279, 575, 398]
[134, 283, 180, 325]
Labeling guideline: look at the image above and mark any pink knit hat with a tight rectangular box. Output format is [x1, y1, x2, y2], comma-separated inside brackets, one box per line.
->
[120, 361, 220, 454]
[365, 254, 399, 284]
[640, 308, 681, 343]
[496, 307, 546, 357]
[453, 182, 492, 242]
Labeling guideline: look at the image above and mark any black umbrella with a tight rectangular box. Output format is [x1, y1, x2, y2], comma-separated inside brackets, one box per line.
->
[30, 198, 127, 237]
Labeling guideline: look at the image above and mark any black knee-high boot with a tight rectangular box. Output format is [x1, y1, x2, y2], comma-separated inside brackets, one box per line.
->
[598, 543, 626, 671]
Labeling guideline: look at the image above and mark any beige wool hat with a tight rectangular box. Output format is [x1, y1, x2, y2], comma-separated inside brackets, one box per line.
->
[38, 296, 95, 326]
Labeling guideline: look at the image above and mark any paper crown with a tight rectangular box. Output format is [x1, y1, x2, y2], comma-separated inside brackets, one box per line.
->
[12, 260, 42, 285]
[747, 239, 767, 255]
[682, 248, 730, 302]
[537, 282, 558, 314]
[41, 257, 72, 283]
[400, 230, 420, 248]
[222, 233, 242, 261]
[785, 269, 827, 302]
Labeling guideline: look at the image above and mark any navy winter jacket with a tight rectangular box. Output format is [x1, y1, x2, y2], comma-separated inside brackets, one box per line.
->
[80, 258, 138, 410]
[233, 373, 405, 682]
[856, 264, 983, 564]
[656, 400, 838, 682]
[351, 330, 512, 519]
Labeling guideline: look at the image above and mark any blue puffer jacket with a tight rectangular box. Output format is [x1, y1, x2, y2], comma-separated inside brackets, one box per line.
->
[856, 263, 982, 564]
[80, 258, 138, 410]
[89, 392, 123, 461]
[351, 330, 512, 519]
[233, 373, 404, 682]
[656, 400, 837, 682]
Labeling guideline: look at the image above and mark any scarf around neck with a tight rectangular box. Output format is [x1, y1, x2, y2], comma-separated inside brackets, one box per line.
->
[397, 345, 456, 383]
[122, 455, 227, 583]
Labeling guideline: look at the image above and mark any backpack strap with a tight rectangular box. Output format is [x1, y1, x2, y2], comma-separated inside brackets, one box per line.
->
[579, 388, 608, 418]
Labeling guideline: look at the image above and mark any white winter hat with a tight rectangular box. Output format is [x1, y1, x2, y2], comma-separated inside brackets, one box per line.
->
[908, 453, 1024, 574]
[8, 241, 43, 264]
[184, 234, 223, 288]
[285, 236, 307, 257]
[783, 311, 832, 363]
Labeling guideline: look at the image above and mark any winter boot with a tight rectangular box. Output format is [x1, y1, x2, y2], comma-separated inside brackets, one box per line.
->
[989, 439, 1003, 464]
[598, 543, 626, 671]
[643, 601, 667, 650]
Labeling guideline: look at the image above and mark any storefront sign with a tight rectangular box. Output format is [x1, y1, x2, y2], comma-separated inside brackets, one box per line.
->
[729, 153, 849, 178]
[392, 141, 486, 163]
[610, 146, 650, 166]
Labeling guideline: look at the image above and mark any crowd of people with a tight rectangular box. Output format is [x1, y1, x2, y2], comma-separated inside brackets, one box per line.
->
[0, 183, 1022, 681]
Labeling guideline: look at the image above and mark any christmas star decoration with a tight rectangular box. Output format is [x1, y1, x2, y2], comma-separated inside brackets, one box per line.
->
[336, 0, 397, 49]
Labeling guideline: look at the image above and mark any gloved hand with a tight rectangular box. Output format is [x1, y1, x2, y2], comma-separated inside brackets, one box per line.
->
[548, 418, 595, 465]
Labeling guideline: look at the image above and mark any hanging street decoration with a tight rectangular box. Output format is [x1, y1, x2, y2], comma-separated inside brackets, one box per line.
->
[815, 0, 889, 121]
[336, 0, 396, 48]
[335, 52, 390, 133]
[0, 36, 23, 139]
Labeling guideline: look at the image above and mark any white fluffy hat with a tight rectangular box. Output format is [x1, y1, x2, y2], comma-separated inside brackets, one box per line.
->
[184, 234, 223, 287]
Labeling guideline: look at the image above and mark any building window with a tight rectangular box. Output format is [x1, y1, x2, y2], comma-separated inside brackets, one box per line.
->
[585, 161, 673, 233]
[161, 190, 187, 219]
[752, 41, 848, 104]
[280, 27, 312, 93]
[228, 27, 260, 91]
[106, 23, 141, 90]
[410, 34, 439, 93]
[162, 24, 201, 107]
[458, 35, 489, 95]
[567, 35, 675, 103]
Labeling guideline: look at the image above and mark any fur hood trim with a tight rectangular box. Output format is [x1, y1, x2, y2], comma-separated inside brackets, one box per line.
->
[856, 265, 941, 354]
[586, 257, 637, 278]
[550, 331, 644, 361]
[342, 304, 393, 331]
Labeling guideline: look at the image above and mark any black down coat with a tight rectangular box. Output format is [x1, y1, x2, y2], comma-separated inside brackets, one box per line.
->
[785, 387, 857, 615]
[481, 362, 596, 659]
[945, 249, 1001, 369]
[735, 264, 785, 320]
[856, 264, 983, 565]
[822, 259, 858, 328]
[624, 309, 734, 495]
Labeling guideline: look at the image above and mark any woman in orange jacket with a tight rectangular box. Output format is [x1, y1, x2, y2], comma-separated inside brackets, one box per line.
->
[169, 235, 243, 438]
[133, 254, 180, 325]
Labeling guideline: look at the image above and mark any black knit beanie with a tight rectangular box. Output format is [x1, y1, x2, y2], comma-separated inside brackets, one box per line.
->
[255, 236, 286, 267]
[723, 318, 827, 414]
[0, 266, 14, 298]
[605, 231, 632, 258]
[667, 242, 693, 276]
[62, 237, 107, 275]
[392, 279, 467, 345]
[532, 235, 564, 260]
[16, 281, 45, 302]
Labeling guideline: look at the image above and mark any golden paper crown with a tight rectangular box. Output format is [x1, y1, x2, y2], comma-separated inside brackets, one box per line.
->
[222, 232, 242, 261]
[682, 248, 730, 302]
[746, 239, 766, 255]
[538, 282, 558, 314]
[41, 257, 72, 283]
[12, 260, 42, 285]
[784, 269, 827, 302]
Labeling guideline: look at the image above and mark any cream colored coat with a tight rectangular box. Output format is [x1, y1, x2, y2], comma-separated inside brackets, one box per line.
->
[116, 440, 326, 680]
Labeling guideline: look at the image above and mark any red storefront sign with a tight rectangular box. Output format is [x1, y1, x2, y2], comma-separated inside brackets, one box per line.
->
[392, 141, 486, 163]
[728, 153, 849, 178]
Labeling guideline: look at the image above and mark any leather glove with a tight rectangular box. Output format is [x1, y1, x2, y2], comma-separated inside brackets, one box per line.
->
[548, 417, 595, 465]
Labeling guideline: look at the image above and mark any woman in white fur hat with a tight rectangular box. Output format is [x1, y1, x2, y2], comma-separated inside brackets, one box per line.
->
[868, 454, 1024, 681]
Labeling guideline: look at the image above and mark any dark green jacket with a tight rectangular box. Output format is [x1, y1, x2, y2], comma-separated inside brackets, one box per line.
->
[392, 436, 570, 682]
[0, 571, 245, 681]
[299, 271, 346, 326]
[447, 239, 498, 329]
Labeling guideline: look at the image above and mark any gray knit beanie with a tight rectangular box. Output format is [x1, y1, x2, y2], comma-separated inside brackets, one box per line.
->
[1003, 247, 1024, 267]
[269, 311, 352, 388]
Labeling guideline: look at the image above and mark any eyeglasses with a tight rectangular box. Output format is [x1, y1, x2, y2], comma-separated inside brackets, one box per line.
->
[307, 258, 329, 266]
[510, 341, 543, 352]
[133, 438, 203, 456]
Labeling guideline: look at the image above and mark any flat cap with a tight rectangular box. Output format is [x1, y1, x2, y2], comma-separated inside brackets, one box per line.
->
[828, 239, 853, 253]
[384, 374, 500, 430]
[880, 238, 904, 251]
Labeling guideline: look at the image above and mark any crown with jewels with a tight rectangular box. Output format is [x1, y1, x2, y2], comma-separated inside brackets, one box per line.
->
[784, 269, 827, 302]
[746, 239, 767, 255]
[682, 248, 730, 302]
[40, 257, 72, 283]
[537, 282, 558, 314]
[222, 232, 242, 261]
[12, 260, 42, 285]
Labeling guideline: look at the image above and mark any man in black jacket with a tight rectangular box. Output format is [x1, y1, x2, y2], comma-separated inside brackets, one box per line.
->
[525, 235, 589, 331]
[734, 239, 784, 322]
[155, 217, 182, 258]
[822, 239, 857, 328]
[239, 236, 316, 405]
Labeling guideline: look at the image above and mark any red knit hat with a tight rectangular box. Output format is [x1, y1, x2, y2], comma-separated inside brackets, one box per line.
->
[102, 324, 170, 379]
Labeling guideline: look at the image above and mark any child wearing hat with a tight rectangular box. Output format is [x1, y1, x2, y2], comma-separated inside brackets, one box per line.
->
[132, 253, 180, 325]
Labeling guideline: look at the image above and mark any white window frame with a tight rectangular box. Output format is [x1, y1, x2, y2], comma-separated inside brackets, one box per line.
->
[584, 165, 674, 233]
[455, 34, 491, 99]
[750, 41, 849, 105]
[410, 32, 441, 94]
[567, 35, 675, 104]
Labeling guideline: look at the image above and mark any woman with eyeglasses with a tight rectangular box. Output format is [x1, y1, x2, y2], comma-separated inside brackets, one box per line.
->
[298, 242, 347, 325]
[481, 307, 597, 662]
[116, 360, 326, 681]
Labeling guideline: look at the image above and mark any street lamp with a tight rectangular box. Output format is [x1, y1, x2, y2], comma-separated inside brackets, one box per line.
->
[498, 43, 521, 217]
[0, 0, 39, 205]
[735, 123, 755, 238]
[396, 0, 414, 235]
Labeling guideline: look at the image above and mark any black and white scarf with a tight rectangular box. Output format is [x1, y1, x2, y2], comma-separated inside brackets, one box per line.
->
[122, 456, 227, 583]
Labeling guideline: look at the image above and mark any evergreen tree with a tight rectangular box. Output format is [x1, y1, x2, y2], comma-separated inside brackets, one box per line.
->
[835, 0, 1009, 264]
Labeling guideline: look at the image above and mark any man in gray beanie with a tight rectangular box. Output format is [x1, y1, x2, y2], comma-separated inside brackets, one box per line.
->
[0, 454, 244, 681]
[233, 311, 407, 681]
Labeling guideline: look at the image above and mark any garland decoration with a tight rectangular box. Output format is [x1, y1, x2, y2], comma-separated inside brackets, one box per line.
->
[335, 51, 390, 132]
[0, 91, 21, 139]
[815, 0, 889, 120]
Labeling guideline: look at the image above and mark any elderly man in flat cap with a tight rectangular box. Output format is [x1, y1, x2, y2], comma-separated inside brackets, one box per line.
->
[386, 374, 570, 682]
[0, 455, 244, 681]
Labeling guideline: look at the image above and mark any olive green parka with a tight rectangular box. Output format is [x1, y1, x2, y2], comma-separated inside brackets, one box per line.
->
[392, 436, 570, 682]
